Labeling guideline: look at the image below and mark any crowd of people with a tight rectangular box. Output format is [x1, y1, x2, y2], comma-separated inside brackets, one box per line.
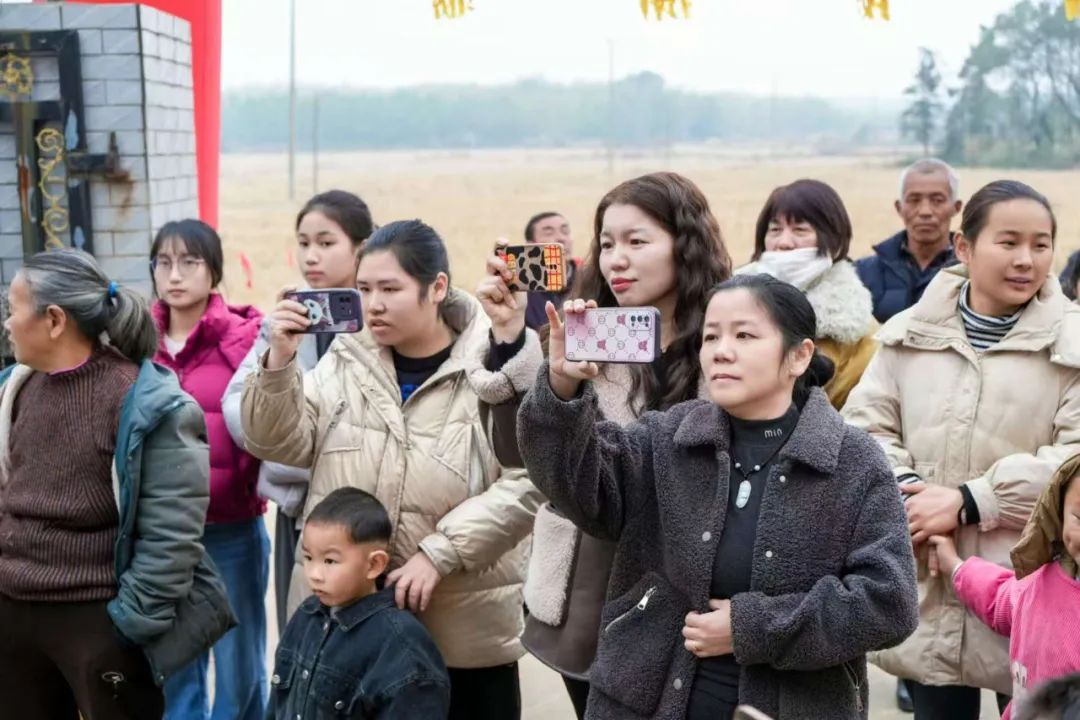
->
[0, 158, 1079, 720]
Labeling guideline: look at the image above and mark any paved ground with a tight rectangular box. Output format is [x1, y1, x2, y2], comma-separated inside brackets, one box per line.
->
[263, 512, 1003, 719]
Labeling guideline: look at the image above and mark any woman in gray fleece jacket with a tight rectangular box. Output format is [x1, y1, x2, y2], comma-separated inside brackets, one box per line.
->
[517, 274, 918, 720]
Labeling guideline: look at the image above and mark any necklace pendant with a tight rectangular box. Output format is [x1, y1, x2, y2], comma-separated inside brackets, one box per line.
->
[735, 479, 752, 509]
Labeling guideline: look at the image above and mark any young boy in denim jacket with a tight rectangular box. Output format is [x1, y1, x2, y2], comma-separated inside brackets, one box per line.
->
[267, 488, 450, 719]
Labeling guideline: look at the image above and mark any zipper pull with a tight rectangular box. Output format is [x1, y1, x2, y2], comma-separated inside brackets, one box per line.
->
[637, 587, 657, 611]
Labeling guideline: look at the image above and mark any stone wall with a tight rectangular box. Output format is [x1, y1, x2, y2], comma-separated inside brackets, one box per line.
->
[0, 2, 197, 300]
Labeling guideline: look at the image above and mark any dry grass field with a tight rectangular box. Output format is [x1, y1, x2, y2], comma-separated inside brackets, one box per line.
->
[218, 147, 1080, 310]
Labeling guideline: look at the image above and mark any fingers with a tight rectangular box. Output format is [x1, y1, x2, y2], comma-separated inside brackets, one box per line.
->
[911, 529, 930, 546]
[419, 578, 435, 614]
[928, 545, 940, 578]
[408, 576, 424, 613]
[684, 611, 703, 628]
[545, 301, 562, 330]
[485, 254, 512, 279]
[900, 482, 926, 496]
[565, 298, 589, 316]
[707, 599, 727, 611]
[393, 574, 409, 610]
[275, 285, 298, 303]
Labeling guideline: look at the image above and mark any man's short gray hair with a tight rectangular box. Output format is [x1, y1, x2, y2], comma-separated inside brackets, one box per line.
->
[898, 158, 960, 201]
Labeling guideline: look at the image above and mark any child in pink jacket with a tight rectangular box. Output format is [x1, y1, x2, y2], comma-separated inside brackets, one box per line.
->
[930, 454, 1080, 719]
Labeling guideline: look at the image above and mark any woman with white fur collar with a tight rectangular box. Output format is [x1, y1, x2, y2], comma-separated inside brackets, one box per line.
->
[736, 179, 877, 409]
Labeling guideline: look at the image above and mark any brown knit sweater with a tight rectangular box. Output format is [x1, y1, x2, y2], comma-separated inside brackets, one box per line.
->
[0, 348, 139, 601]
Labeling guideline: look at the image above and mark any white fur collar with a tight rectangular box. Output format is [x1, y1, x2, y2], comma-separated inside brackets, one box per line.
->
[736, 260, 874, 345]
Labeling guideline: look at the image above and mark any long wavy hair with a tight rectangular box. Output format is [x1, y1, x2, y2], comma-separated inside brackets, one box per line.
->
[573, 171, 732, 412]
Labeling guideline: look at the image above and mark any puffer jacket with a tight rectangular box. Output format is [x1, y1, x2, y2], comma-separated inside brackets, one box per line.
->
[240, 289, 543, 669]
[736, 260, 877, 409]
[0, 360, 236, 683]
[468, 330, 710, 679]
[843, 264, 1080, 694]
[153, 294, 264, 524]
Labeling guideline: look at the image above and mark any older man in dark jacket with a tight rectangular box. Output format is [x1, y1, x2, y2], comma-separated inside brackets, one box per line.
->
[856, 159, 962, 324]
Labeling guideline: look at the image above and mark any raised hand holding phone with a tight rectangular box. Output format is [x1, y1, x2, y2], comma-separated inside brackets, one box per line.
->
[546, 299, 600, 401]
[266, 285, 310, 370]
[476, 238, 527, 344]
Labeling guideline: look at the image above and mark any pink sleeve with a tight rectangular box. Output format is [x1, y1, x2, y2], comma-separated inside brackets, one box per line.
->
[952, 556, 1018, 637]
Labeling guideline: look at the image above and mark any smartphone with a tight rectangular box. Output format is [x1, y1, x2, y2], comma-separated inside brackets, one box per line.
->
[496, 243, 566, 293]
[284, 288, 363, 334]
[564, 307, 660, 364]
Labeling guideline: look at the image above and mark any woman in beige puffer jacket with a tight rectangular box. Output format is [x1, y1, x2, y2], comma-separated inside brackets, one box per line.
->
[843, 181, 1080, 719]
[241, 220, 543, 720]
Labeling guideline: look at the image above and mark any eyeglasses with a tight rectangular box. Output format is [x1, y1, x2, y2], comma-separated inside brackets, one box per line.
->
[151, 256, 205, 276]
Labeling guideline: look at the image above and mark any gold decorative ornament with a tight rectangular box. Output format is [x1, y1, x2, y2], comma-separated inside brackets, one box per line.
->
[433, 0, 472, 19]
[641, 0, 692, 20]
[1, 53, 34, 98]
[860, 0, 890, 20]
[35, 127, 69, 250]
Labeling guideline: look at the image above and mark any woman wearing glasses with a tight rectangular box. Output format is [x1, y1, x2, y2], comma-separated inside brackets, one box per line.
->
[149, 220, 268, 720]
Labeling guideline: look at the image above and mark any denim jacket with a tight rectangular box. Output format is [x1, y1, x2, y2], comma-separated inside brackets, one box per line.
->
[268, 589, 450, 720]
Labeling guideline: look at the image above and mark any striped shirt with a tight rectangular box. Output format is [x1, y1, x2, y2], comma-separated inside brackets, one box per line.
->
[959, 281, 1022, 352]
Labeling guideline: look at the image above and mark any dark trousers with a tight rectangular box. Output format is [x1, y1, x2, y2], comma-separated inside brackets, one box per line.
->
[448, 662, 521, 720]
[562, 675, 590, 719]
[273, 507, 301, 632]
[910, 681, 1010, 720]
[0, 595, 163, 719]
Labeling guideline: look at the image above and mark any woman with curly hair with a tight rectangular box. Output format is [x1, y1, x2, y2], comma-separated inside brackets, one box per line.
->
[469, 171, 733, 717]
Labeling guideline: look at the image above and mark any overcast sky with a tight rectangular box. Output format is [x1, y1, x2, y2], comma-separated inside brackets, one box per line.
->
[219, 0, 1022, 98]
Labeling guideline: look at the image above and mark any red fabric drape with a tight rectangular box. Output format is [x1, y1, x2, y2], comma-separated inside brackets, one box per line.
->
[38, 0, 222, 227]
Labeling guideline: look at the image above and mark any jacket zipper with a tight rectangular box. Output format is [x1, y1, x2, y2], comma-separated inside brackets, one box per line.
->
[603, 587, 656, 634]
[843, 661, 863, 713]
[308, 400, 347, 479]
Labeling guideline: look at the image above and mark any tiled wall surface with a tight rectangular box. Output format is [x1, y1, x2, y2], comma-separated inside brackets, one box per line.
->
[0, 3, 197, 299]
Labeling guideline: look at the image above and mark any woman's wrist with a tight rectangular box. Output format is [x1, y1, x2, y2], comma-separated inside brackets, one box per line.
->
[548, 371, 582, 402]
[491, 318, 526, 346]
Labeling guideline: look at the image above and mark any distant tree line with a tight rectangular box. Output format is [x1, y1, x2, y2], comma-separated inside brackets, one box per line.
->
[901, 0, 1080, 168]
[221, 73, 900, 153]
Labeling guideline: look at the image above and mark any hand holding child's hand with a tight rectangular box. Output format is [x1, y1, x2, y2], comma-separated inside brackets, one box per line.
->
[387, 552, 443, 614]
[927, 535, 962, 579]
[682, 600, 734, 658]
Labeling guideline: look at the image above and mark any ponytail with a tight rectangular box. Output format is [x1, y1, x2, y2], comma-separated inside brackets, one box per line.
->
[795, 351, 835, 407]
[21, 249, 158, 363]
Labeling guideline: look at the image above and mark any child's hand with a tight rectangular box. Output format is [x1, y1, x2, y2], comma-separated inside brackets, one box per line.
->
[928, 535, 962, 579]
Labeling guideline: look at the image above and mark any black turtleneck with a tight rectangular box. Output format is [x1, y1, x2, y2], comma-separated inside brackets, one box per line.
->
[689, 403, 801, 718]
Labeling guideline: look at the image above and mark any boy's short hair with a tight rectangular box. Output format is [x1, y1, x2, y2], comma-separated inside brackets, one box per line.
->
[1014, 672, 1080, 720]
[305, 488, 392, 545]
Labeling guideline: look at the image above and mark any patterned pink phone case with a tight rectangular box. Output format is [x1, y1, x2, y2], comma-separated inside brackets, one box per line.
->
[564, 307, 660, 364]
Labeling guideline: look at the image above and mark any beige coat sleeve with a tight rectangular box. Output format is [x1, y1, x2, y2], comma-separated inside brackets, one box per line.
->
[965, 369, 1080, 532]
[841, 345, 917, 478]
[239, 353, 321, 469]
[419, 433, 544, 576]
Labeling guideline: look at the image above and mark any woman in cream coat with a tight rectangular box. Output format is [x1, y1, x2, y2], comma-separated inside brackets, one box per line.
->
[844, 180, 1080, 720]
[242, 220, 542, 720]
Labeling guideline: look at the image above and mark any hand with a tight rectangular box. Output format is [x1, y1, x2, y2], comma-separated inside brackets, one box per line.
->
[386, 552, 443, 613]
[545, 299, 601, 401]
[927, 535, 963, 579]
[682, 599, 733, 658]
[901, 483, 963, 545]
[266, 286, 310, 370]
[476, 239, 527, 344]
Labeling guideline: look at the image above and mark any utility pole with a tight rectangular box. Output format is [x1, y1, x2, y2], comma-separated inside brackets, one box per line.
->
[312, 95, 319, 194]
[288, 0, 296, 200]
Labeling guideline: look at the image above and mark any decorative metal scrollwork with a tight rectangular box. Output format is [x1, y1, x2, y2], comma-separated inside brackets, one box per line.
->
[35, 127, 70, 251]
[0, 52, 33, 98]
[433, 0, 472, 19]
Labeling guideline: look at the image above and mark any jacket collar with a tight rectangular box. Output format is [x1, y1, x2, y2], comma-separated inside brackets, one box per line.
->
[736, 260, 874, 345]
[877, 265, 1080, 365]
[153, 294, 262, 370]
[873, 230, 956, 266]
[1011, 453, 1080, 580]
[336, 288, 490, 401]
[299, 588, 396, 632]
[672, 388, 844, 475]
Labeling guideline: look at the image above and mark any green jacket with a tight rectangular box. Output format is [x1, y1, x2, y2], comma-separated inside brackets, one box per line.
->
[0, 359, 235, 684]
